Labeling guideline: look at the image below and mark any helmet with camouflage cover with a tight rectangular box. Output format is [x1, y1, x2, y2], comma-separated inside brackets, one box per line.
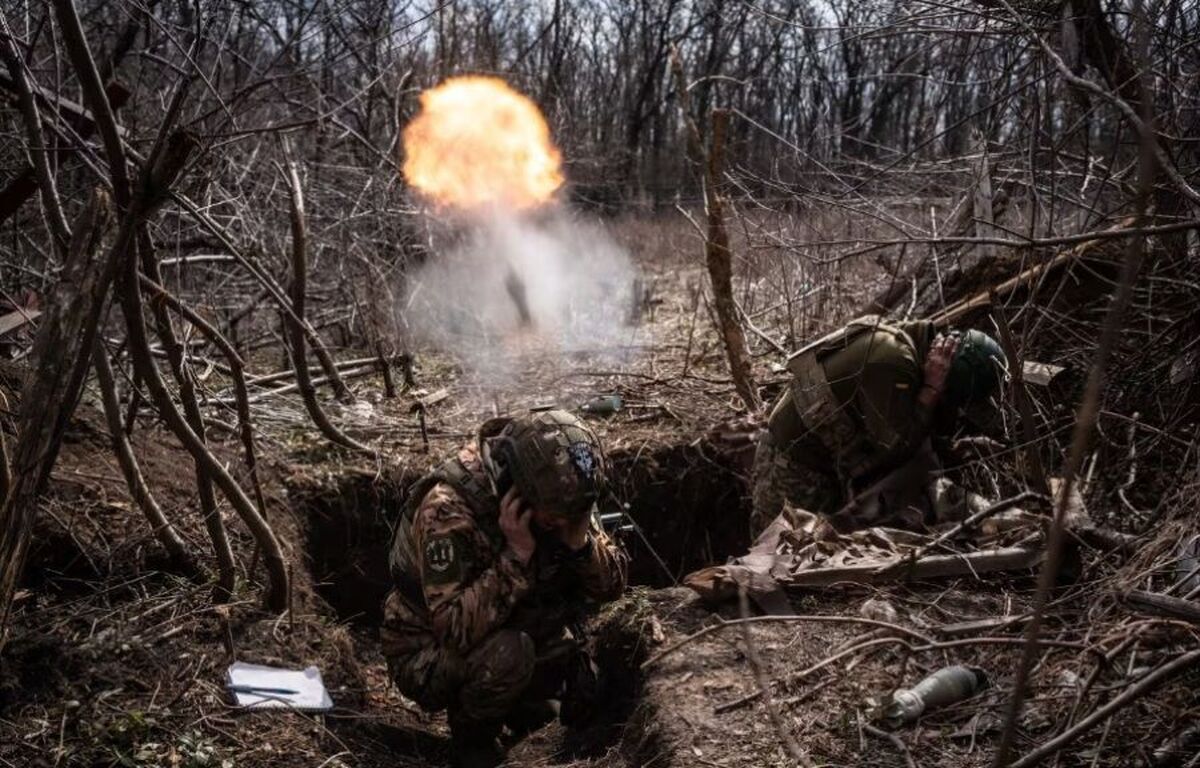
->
[944, 329, 1007, 409]
[484, 409, 608, 519]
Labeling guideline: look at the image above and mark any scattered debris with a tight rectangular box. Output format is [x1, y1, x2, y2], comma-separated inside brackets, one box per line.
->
[684, 506, 1045, 604]
[1021, 360, 1066, 387]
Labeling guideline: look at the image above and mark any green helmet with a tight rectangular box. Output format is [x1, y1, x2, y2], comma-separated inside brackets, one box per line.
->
[943, 329, 1007, 409]
[484, 409, 607, 519]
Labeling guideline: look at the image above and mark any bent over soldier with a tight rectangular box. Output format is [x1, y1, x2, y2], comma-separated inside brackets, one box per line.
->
[751, 316, 1007, 536]
[381, 409, 628, 768]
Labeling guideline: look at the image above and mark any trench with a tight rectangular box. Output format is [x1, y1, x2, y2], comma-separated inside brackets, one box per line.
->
[292, 439, 751, 625]
[289, 438, 751, 764]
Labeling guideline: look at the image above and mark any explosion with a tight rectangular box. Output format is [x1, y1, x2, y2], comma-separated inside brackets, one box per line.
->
[402, 76, 564, 211]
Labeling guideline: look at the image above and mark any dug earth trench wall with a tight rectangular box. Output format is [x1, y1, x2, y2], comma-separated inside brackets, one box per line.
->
[289, 437, 753, 624]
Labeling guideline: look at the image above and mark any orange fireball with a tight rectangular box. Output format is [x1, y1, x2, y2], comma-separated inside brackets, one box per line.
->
[402, 76, 563, 211]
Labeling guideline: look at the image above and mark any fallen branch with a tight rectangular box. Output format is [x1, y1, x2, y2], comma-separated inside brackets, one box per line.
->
[1123, 590, 1200, 625]
[737, 588, 813, 766]
[863, 723, 918, 768]
[874, 492, 1043, 579]
[242, 355, 409, 389]
[1007, 650, 1200, 768]
[928, 216, 1136, 328]
[643, 614, 934, 670]
[242, 365, 380, 405]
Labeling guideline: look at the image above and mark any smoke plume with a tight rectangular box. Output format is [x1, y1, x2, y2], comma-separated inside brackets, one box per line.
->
[402, 209, 638, 378]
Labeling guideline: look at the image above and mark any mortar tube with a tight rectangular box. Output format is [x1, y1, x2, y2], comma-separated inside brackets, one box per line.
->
[504, 265, 533, 327]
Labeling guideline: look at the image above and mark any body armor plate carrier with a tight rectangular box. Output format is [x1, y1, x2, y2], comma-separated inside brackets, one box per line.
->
[785, 314, 917, 480]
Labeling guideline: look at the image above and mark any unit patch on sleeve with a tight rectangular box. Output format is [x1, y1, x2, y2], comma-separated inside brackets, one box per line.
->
[422, 534, 464, 584]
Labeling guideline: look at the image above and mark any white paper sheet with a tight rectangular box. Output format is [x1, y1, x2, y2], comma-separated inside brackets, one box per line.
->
[225, 661, 334, 711]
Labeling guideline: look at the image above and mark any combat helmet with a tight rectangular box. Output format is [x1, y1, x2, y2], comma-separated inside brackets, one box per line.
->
[943, 329, 1007, 409]
[482, 409, 608, 519]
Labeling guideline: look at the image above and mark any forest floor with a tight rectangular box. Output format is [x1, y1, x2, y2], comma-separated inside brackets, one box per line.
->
[1, 214, 1197, 768]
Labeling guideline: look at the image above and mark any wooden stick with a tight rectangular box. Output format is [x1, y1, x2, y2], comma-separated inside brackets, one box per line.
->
[1007, 651, 1200, 768]
[1123, 590, 1200, 625]
[874, 492, 1043, 578]
[644, 614, 934, 670]
[777, 545, 1042, 589]
[737, 587, 813, 766]
[991, 298, 1050, 496]
[93, 337, 198, 575]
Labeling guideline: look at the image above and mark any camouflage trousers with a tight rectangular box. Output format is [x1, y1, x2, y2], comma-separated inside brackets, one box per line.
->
[388, 628, 574, 727]
[750, 431, 842, 538]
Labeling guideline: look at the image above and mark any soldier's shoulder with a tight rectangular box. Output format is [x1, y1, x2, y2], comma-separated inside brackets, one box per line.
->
[415, 481, 475, 524]
[858, 327, 920, 371]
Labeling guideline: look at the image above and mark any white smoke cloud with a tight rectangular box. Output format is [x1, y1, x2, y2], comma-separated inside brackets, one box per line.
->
[402, 207, 641, 380]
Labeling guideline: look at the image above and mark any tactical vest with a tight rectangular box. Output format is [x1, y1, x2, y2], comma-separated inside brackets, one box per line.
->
[388, 457, 502, 592]
[785, 315, 917, 479]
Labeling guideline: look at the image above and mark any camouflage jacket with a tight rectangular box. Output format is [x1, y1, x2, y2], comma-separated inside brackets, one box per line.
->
[381, 444, 629, 659]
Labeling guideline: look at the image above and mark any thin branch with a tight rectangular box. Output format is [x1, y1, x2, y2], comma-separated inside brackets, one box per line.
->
[93, 337, 198, 574]
[0, 11, 70, 253]
[280, 147, 372, 453]
[738, 587, 813, 766]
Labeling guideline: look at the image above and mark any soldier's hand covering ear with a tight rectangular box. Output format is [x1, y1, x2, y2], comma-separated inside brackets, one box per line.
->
[922, 334, 959, 397]
[500, 487, 536, 564]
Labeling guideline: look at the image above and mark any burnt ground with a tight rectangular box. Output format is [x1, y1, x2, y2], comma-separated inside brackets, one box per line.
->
[2, 215, 1199, 767]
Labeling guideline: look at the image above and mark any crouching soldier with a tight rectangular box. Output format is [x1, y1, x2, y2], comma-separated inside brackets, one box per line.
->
[751, 316, 1007, 536]
[382, 409, 629, 768]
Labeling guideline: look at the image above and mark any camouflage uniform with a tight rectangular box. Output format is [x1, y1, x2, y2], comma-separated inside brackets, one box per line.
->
[381, 443, 628, 729]
[750, 317, 942, 535]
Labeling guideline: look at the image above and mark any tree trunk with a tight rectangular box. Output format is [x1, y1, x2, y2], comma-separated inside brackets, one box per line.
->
[703, 110, 759, 411]
[669, 48, 758, 411]
[0, 188, 114, 636]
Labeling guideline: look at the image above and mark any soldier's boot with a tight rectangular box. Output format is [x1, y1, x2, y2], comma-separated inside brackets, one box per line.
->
[448, 711, 504, 768]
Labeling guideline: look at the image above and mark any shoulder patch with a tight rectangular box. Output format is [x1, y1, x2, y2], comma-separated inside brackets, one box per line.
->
[568, 441, 597, 478]
[422, 534, 465, 585]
